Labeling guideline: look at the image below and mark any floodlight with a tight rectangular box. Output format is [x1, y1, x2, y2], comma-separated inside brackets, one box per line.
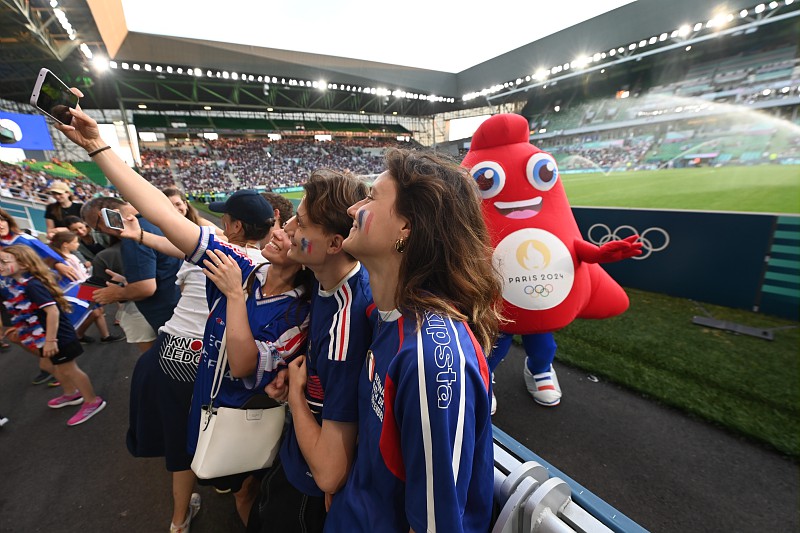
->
[693, 22, 703, 31]
[109, 61, 117, 69]
[754, 3, 765, 13]
[609, 49, 617, 57]
[133, 64, 140, 70]
[204, 106, 212, 110]
[769, 1, 778, 8]
[93, 57, 109, 71]
[659, 33, 668, 41]
[740, 9, 749, 16]
[639, 40, 647, 47]
[138, 104, 147, 109]
[678, 25, 691, 37]
[648, 37, 657, 45]
[122, 62, 129, 70]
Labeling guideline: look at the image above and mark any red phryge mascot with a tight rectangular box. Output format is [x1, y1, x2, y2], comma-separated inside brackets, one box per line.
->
[462, 113, 641, 410]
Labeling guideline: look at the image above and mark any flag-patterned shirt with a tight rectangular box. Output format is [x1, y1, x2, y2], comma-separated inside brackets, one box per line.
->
[0, 275, 78, 350]
[186, 226, 310, 454]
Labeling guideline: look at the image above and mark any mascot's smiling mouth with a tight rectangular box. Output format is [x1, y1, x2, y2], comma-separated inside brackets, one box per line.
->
[494, 197, 543, 219]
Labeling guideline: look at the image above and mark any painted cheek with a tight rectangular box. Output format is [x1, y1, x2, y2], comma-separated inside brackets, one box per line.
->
[357, 210, 373, 234]
[300, 238, 312, 254]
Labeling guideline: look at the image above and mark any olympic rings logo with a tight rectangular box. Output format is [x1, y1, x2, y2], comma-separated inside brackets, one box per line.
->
[586, 224, 670, 260]
[523, 284, 554, 297]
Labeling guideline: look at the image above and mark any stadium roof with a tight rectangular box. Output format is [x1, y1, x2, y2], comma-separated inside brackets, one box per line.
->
[1, 0, 796, 118]
[119, 0, 638, 74]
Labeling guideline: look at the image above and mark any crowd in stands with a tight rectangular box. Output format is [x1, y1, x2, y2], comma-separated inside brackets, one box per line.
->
[532, 108, 800, 170]
[136, 137, 413, 195]
[1, 161, 106, 203]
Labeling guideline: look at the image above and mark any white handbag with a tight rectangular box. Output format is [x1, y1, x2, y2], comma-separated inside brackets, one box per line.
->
[191, 272, 287, 479]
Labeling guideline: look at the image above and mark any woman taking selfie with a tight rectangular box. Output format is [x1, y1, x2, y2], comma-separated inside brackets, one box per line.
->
[55, 94, 312, 529]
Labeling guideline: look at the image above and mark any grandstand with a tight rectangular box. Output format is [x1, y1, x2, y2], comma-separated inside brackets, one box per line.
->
[1, 1, 799, 531]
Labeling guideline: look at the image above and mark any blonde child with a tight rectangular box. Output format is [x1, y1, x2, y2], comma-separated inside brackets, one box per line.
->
[49, 232, 123, 344]
[0, 245, 106, 426]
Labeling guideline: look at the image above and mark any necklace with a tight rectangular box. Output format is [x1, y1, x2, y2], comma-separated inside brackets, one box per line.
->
[376, 309, 398, 332]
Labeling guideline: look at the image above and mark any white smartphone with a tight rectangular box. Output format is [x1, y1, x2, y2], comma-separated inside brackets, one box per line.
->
[100, 208, 125, 231]
[30, 68, 79, 125]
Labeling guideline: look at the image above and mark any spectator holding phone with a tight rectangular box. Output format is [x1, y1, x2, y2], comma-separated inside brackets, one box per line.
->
[55, 98, 313, 527]
[80, 197, 181, 353]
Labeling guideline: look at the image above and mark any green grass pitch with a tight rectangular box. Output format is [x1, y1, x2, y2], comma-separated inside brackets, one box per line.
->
[561, 165, 800, 214]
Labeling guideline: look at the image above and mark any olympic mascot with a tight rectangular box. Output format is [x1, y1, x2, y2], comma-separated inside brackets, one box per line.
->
[462, 113, 642, 409]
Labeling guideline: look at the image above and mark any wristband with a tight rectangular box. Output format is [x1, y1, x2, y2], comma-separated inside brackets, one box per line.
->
[138, 227, 144, 245]
[87, 145, 111, 157]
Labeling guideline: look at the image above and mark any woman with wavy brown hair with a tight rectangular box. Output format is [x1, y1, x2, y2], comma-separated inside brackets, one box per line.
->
[328, 148, 502, 533]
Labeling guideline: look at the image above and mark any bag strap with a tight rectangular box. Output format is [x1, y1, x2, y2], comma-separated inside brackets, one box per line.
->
[207, 264, 263, 406]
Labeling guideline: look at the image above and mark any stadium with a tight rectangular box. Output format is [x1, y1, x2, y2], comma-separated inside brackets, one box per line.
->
[0, 0, 798, 531]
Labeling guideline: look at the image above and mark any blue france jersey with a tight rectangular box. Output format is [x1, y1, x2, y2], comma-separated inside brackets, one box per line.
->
[280, 262, 373, 497]
[326, 310, 494, 533]
[186, 227, 310, 454]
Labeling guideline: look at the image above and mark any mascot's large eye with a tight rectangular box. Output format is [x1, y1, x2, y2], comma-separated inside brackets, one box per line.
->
[469, 161, 506, 199]
[526, 153, 559, 191]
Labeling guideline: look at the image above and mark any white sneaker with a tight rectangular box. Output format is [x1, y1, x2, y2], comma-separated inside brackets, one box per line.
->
[170, 493, 201, 533]
[523, 363, 562, 407]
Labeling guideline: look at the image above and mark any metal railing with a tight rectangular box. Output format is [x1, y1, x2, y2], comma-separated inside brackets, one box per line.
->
[492, 427, 648, 533]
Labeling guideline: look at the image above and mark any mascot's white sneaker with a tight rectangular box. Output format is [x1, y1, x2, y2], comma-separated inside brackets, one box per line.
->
[523, 363, 562, 407]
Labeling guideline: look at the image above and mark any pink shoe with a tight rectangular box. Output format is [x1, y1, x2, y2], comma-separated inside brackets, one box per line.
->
[67, 397, 107, 426]
[47, 391, 83, 409]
